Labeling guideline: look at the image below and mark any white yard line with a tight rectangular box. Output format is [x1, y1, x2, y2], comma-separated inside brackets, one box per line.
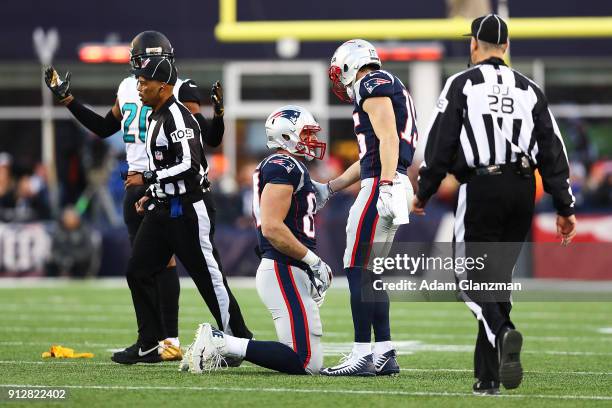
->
[598, 327, 612, 334]
[3, 276, 612, 291]
[0, 327, 342, 338]
[0, 341, 123, 348]
[0, 383, 610, 401]
[2, 321, 609, 343]
[4, 306, 610, 331]
[1, 336, 611, 356]
[398, 333, 611, 342]
[2, 303, 611, 321]
[0, 327, 132, 334]
[399, 368, 612, 376]
[0, 361, 609, 376]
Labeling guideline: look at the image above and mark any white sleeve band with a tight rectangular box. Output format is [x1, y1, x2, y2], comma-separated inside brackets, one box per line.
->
[301, 249, 320, 267]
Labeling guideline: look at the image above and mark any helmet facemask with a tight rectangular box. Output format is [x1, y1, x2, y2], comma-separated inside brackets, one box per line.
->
[130, 54, 174, 70]
[295, 125, 326, 161]
[328, 65, 353, 103]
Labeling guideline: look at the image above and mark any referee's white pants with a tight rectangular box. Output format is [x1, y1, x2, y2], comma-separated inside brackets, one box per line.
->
[255, 258, 323, 375]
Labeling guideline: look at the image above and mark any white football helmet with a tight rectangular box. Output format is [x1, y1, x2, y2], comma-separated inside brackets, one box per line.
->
[265, 105, 326, 161]
[329, 39, 381, 102]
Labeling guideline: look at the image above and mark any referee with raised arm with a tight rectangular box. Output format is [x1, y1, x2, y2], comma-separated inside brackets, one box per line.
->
[412, 14, 577, 395]
[111, 56, 252, 365]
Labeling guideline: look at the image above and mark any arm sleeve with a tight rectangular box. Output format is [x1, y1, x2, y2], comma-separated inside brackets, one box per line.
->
[531, 85, 576, 216]
[66, 98, 121, 138]
[417, 76, 465, 202]
[261, 158, 302, 191]
[154, 117, 202, 182]
[194, 113, 224, 147]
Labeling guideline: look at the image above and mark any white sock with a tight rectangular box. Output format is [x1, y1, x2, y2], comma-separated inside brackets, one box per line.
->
[352, 342, 372, 357]
[164, 337, 180, 347]
[224, 335, 249, 358]
[373, 341, 393, 356]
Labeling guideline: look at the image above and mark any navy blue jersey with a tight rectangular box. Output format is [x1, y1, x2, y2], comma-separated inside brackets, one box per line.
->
[252, 154, 317, 267]
[353, 70, 418, 179]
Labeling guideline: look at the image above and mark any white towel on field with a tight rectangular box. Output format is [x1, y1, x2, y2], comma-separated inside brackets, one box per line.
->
[392, 173, 414, 225]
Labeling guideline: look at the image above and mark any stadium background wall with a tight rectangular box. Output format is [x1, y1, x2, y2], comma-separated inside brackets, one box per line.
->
[3, 0, 612, 61]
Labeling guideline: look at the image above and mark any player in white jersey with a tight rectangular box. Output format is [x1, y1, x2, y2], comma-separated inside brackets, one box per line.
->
[45, 31, 252, 363]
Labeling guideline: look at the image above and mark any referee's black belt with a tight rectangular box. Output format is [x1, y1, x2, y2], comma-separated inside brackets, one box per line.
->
[470, 158, 533, 179]
[154, 189, 205, 206]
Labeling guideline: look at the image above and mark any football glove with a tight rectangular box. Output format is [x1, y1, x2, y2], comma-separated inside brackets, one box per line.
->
[311, 180, 334, 212]
[376, 183, 394, 219]
[309, 258, 332, 293]
[44, 66, 72, 100]
[311, 283, 327, 307]
[211, 80, 224, 116]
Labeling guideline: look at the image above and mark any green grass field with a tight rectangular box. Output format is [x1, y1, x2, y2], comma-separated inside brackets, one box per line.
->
[0, 280, 610, 407]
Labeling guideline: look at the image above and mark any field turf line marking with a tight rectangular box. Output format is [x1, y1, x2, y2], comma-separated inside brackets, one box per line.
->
[0, 384, 610, 400]
[0, 361, 610, 376]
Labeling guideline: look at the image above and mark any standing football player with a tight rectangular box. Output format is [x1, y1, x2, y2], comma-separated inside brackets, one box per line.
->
[316, 40, 417, 376]
[44, 31, 252, 362]
[186, 106, 331, 375]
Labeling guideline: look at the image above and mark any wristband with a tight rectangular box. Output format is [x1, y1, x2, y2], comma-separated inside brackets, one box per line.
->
[379, 179, 394, 186]
[142, 170, 157, 184]
[300, 249, 320, 267]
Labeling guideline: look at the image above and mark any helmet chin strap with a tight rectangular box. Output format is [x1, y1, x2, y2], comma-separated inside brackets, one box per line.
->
[294, 142, 317, 160]
[346, 84, 355, 102]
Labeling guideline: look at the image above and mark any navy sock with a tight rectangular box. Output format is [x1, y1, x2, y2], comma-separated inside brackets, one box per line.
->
[372, 278, 391, 342]
[346, 267, 374, 343]
[156, 265, 179, 338]
[245, 340, 307, 375]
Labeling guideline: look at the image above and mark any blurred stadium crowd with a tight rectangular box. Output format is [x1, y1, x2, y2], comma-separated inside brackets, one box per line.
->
[1, 0, 611, 278]
[0, 111, 610, 278]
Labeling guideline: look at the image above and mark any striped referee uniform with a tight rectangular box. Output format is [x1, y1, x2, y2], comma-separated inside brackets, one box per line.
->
[417, 58, 575, 383]
[127, 95, 251, 346]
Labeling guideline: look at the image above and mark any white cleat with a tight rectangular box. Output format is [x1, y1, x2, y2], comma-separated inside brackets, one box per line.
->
[178, 341, 194, 372]
[188, 323, 228, 373]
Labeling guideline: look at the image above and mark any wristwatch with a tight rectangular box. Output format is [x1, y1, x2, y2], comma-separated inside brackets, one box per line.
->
[142, 170, 156, 184]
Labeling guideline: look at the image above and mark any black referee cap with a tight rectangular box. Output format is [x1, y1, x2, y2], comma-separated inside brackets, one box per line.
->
[131, 56, 177, 85]
[466, 14, 508, 45]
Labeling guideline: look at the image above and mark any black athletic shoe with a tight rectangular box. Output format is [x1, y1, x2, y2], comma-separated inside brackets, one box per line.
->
[374, 350, 400, 376]
[473, 380, 500, 396]
[111, 343, 162, 365]
[320, 353, 376, 377]
[498, 329, 523, 389]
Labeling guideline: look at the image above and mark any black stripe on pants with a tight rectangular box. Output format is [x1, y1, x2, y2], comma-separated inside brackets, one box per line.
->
[127, 196, 251, 345]
[454, 170, 534, 381]
[202, 192, 252, 340]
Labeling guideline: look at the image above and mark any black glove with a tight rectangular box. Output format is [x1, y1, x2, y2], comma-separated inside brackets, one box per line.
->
[44, 66, 72, 100]
[211, 80, 224, 116]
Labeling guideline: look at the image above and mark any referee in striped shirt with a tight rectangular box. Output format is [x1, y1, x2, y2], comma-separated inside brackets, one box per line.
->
[412, 15, 577, 395]
[112, 56, 252, 365]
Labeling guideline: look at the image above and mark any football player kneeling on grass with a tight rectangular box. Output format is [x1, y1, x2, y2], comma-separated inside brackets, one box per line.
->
[183, 106, 332, 375]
